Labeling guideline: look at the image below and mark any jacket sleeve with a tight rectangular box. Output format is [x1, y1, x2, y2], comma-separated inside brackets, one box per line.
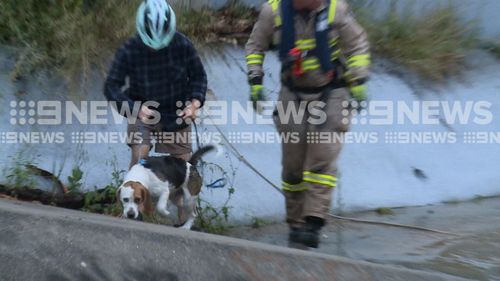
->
[185, 39, 208, 107]
[104, 45, 134, 114]
[245, 3, 275, 83]
[335, 0, 371, 82]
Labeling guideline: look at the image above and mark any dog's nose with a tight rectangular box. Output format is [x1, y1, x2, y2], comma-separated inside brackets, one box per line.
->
[127, 210, 135, 219]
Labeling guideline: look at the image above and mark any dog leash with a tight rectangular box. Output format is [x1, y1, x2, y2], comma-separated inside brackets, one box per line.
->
[192, 119, 202, 151]
[204, 114, 459, 236]
[137, 120, 148, 165]
[192, 119, 228, 189]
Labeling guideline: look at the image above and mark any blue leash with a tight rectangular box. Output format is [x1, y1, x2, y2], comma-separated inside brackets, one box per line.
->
[206, 177, 227, 189]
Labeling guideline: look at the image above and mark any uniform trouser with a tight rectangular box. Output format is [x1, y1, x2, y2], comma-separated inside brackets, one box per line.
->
[273, 86, 351, 227]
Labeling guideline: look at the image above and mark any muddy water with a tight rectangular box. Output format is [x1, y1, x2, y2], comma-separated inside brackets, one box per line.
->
[227, 197, 500, 280]
[401, 231, 500, 280]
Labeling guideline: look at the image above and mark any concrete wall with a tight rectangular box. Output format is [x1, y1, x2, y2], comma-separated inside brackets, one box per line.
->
[1, 46, 499, 222]
[0, 199, 466, 281]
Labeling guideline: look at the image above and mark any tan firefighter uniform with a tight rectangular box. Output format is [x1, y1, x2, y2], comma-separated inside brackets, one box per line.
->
[245, 0, 370, 226]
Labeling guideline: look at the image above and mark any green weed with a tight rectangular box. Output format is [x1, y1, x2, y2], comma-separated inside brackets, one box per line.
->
[482, 41, 500, 59]
[375, 207, 395, 216]
[251, 217, 273, 229]
[4, 148, 38, 189]
[67, 167, 84, 193]
[82, 153, 125, 216]
[196, 182, 235, 234]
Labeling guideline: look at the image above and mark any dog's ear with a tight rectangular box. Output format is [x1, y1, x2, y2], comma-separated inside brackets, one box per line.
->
[115, 187, 122, 204]
[115, 187, 123, 216]
[141, 186, 154, 216]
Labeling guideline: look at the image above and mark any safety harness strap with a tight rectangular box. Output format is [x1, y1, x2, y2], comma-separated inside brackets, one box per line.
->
[270, 0, 338, 26]
[274, 0, 339, 73]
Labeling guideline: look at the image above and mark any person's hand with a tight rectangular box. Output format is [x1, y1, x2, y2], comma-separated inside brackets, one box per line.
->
[350, 84, 368, 103]
[138, 105, 155, 122]
[250, 84, 266, 112]
[179, 99, 201, 121]
[346, 71, 368, 104]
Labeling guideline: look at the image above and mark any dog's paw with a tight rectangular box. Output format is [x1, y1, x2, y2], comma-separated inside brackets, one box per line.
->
[180, 224, 193, 230]
[174, 223, 192, 230]
[157, 208, 170, 217]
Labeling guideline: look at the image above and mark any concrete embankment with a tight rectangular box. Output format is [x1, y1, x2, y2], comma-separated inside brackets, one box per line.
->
[0, 199, 466, 281]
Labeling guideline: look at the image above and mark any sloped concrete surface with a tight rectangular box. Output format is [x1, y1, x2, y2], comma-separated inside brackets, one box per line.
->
[1, 46, 500, 222]
[0, 199, 466, 281]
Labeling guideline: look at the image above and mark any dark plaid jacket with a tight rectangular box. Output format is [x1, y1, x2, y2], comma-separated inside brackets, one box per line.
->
[104, 32, 207, 131]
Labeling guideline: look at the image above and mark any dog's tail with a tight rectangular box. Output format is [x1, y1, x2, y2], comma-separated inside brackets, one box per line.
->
[189, 145, 221, 166]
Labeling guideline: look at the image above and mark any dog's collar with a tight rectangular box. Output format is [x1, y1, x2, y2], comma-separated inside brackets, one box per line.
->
[139, 159, 147, 166]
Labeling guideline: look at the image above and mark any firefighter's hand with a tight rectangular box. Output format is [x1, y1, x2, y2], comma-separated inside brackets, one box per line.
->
[250, 84, 266, 112]
[350, 84, 368, 103]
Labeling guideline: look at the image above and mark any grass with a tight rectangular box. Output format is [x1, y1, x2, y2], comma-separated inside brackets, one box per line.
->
[195, 186, 235, 234]
[0, 0, 141, 85]
[4, 148, 39, 189]
[0, 0, 256, 87]
[375, 207, 395, 216]
[482, 41, 500, 59]
[354, 2, 478, 81]
[251, 217, 274, 229]
[176, 3, 256, 45]
[442, 199, 461, 205]
[493, 46, 500, 58]
[0, 0, 485, 86]
[443, 195, 498, 205]
[471, 194, 497, 204]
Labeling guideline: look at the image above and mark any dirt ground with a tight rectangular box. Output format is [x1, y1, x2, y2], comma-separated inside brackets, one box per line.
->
[226, 197, 500, 281]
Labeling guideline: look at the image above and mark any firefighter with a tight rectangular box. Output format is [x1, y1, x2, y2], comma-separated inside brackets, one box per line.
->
[245, 0, 370, 248]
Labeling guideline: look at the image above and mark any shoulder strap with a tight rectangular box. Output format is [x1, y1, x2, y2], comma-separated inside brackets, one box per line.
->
[315, 2, 335, 73]
[271, 0, 337, 27]
[278, 0, 295, 60]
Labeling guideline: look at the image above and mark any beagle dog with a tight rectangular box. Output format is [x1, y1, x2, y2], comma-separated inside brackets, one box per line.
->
[117, 145, 215, 230]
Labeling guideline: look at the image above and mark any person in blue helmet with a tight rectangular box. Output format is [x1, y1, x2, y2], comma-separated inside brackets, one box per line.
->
[104, 0, 207, 168]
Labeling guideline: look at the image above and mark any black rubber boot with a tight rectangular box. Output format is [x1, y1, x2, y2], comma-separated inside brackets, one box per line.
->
[288, 226, 309, 250]
[288, 226, 301, 243]
[296, 216, 325, 248]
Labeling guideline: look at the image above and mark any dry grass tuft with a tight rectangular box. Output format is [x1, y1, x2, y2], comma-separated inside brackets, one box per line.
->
[0, 0, 141, 84]
[354, 3, 478, 81]
[0, 0, 256, 87]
